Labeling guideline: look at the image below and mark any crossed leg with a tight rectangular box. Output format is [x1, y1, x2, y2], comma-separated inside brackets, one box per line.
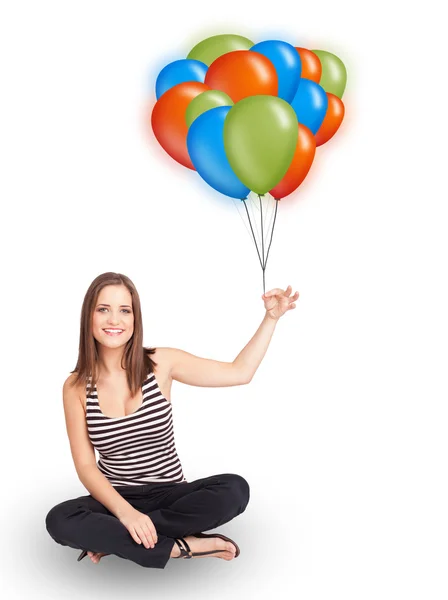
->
[46, 473, 250, 568]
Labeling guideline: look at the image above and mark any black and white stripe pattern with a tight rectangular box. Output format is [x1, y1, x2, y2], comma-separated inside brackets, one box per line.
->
[86, 372, 186, 486]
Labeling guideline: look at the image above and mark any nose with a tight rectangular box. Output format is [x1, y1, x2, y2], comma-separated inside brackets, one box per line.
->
[107, 313, 121, 325]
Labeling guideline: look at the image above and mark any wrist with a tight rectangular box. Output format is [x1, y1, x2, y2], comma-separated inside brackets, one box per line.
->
[264, 310, 279, 322]
[115, 501, 135, 520]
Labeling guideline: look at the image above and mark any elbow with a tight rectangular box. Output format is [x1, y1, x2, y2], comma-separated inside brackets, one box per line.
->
[233, 363, 253, 385]
[76, 463, 97, 481]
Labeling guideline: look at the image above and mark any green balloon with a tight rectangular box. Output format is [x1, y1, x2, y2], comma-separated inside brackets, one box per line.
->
[312, 50, 347, 99]
[185, 90, 234, 128]
[187, 34, 254, 66]
[224, 96, 298, 195]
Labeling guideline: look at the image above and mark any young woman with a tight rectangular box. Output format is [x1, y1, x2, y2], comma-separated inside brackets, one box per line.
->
[45, 272, 298, 569]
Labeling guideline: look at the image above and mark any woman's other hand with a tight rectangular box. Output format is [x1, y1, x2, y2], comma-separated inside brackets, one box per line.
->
[118, 507, 158, 549]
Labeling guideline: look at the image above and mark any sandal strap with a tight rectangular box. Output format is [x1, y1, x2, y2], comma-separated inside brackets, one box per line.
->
[190, 549, 227, 557]
[173, 537, 192, 559]
[181, 537, 192, 554]
[191, 532, 240, 558]
[173, 537, 229, 559]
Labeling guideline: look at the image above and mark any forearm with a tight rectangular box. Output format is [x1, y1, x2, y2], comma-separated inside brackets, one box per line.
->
[233, 312, 278, 380]
[77, 465, 133, 519]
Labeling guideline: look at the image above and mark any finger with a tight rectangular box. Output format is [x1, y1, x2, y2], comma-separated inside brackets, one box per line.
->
[264, 288, 284, 297]
[130, 527, 143, 546]
[142, 515, 157, 544]
[142, 523, 155, 548]
[285, 291, 298, 303]
[137, 524, 153, 549]
[287, 287, 300, 299]
[147, 521, 158, 543]
[136, 530, 150, 549]
[142, 523, 157, 547]
[132, 525, 150, 545]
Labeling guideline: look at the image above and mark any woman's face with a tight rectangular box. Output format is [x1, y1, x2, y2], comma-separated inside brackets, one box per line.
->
[92, 284, 135, 349]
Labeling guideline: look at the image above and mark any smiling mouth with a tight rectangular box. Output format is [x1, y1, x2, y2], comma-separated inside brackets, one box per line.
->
[103, 329, 124, 336]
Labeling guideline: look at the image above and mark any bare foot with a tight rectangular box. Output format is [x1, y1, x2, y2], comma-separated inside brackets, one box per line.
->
[87, 551, 109, 564]
[171, 535, 237, 561]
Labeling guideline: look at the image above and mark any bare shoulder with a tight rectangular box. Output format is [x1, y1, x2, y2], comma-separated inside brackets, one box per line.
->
[63, 373, 86, 413]
[151, 347, 174, 375]
[63, 372, 78, 387]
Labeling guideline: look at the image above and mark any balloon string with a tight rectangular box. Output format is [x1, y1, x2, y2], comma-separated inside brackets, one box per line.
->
[264, 195, 276, 250]
[258, 194, 266, 295]
[248, 193, 263, 250]
[242, 194, 278, 296]
[263, 197, 278, 272]
[251, 193, 274, 250]
[242, 199, 264, 271]
[232, 196, 253, 240]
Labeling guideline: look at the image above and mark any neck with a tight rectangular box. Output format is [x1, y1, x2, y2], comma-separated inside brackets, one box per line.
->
[97, 345, 127, 377]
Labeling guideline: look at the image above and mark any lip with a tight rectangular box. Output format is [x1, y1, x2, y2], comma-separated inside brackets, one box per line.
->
[103, 329, 124, 336]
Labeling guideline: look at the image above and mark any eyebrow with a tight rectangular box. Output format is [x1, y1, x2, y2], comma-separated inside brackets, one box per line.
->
[97, 303, 132, 308]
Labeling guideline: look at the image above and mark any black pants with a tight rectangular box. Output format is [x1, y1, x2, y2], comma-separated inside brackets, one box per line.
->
[45, 473, 250, 569]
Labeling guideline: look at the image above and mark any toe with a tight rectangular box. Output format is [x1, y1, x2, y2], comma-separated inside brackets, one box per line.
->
[226, 541, 236, 554]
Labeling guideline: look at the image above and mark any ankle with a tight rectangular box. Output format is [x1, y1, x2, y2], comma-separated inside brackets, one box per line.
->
[170, 540, 181, 558]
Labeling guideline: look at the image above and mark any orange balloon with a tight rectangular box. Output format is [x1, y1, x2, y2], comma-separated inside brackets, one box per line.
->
[204, 50, 278, 103]
[269, 124, 316, 199]
[315, 93, 345, 147]
[295, 48, 322, 83]
[151, 81, 210, 170]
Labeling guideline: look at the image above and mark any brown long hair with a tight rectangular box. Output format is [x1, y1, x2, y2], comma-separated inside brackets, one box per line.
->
[70, 272, 157, 395]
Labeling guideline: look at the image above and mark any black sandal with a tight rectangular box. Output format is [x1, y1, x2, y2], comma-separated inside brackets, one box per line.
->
[77, 550, 88, 562]
[191, 532, 240, 558]
[173, 533, 240, 559]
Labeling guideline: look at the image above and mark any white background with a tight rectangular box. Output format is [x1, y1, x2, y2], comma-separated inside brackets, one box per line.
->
[1, 1, 447, 598]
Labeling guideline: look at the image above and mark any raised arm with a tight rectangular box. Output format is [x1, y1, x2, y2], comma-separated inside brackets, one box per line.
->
[163, 284, 298, 387]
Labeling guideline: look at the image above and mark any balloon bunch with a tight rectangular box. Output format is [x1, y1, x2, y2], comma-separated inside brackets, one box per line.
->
[150, 34, 347, 294]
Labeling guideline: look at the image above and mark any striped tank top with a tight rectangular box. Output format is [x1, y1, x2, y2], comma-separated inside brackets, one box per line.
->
[85, 371, 187, 487]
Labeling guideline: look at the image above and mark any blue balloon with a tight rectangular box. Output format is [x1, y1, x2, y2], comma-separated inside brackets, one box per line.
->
[250, 40, 301, 103]
[155, 59, 208, 99]
[187, 107, 250, 200]
[290, 79, 328, 134]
